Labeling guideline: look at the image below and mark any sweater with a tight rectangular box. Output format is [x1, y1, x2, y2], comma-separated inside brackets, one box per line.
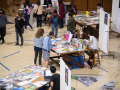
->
[34, 5, 43, 15]
[15, 18, 25, 29]
[0, 14, 7, 28]
[24, 6, 31, 15]
[49, 13, 60, 25]
[34, 36, 44, 48]
[67, 17, 75, 31]
[43, 35, 52, 52]
[24, 12, 29, 21]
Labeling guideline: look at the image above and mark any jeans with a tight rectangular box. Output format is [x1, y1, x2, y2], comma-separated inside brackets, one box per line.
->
[60, 19, 63, 28]
[37, 15, 42, 27]
[15, 28, 23, 44]
[25, 21, 33, 29]
[0, 26, 6, 43]
[52, 24, 58, 38]
[34, 50, 42, 65]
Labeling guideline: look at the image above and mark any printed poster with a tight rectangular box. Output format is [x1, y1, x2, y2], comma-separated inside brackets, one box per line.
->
[65, 67, 68, 85]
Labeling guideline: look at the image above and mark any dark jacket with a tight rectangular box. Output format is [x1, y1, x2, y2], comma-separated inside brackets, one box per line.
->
[15, 18, 24, 29]
[24, 12, 29, 21]
[73, 9, 77, 15]
[67, 17, 75, 31]
[59, 3, 65, 19]
[49, 13, 60, 25]
[0, 14, 7, 28]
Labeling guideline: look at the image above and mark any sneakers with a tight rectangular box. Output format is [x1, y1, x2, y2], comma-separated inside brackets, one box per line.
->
[31, 29, 34, 31]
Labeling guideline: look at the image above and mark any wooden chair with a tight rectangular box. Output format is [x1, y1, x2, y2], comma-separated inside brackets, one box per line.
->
[89, 50, 100, 66]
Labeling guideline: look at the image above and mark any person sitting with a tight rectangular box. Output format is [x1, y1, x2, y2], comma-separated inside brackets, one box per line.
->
[49, 66, 60, 90]
[72, 5, 77, 15]
[67, 13, 75, 38]
[65, 8, 74, 26]
[85, 31, 98, 59]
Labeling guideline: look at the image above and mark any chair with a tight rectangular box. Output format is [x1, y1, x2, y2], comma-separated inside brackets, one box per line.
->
[89, 50, 100, 66]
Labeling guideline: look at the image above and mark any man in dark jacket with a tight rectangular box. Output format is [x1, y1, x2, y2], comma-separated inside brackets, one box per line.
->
[0, 8, 7, 44]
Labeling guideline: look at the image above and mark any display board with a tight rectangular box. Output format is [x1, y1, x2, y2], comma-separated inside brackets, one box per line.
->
[99, 10, 110, 55]
[60, 58, 71, 90]
[111, 0, 120, 33]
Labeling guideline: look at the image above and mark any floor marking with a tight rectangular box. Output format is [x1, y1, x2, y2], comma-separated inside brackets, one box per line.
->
[14, 42, 23, 48]
[3, 51, 20, 58]
[0, 63, 10, 71]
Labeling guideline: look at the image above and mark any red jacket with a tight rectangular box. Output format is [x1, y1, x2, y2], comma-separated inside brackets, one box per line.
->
[59, 3, 65, 19]
[49, 13, 60, 25]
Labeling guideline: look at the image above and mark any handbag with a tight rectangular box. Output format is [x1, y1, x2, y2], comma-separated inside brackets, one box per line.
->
[16, 19, 24, 34]
[84, 59, 93, 69]
[33, 6, 39, 18]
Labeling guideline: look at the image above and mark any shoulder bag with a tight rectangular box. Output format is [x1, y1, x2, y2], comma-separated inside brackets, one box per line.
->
[16, 19, 24, 34]
[33, 5, 39, 18]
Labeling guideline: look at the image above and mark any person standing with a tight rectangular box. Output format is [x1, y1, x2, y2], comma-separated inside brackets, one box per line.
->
[24, 9, 33, 30]
[34, 0, 43, 27]
[0, 8, 7, 44]
[49, 9, 60, 38]
[72, 5, 77, 15]
[24, 0, 31, 17]
[67, 13, 75, 38]
[34, 28, 44, 66]
[49, 66, 60, 90]
[96, 3, 104, 15]
[15, 13, 25, 46]
[59, 0, 65, 28]
[43, 31, 54, 68]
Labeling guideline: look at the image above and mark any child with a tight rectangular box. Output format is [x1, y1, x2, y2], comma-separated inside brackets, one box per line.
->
[43, 31, 54, 68]
[24, 9, 33, 30]
[49, 9, 60, 38]
[49, 66, 60, 90]
[72, 5, 77, 15]
[85, 31, 98, 59]
[77, 29, 85, 39]
[34, 28, 44, 66]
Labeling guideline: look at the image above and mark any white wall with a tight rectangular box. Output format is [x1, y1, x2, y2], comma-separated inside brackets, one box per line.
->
[111, 0, 119, 33]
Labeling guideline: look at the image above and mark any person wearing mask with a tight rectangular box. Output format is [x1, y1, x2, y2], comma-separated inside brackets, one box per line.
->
[72, 5, 77, 15]
[96, 3, 104, 29]
[49, 66, 60, 90]
[65, 8, 74, 26]
[59, 0, 65, 28]
[34, 0, 43, 27]
[15, 13, 25, 46]
[0, 8, 7, 44]
[43, 31, 54, 68]
[34, 28, 44, 66]
[96, 3, 104, 15]
[24, 9, 33, 30]
[85, 31, 98, 59]
[49, 9, 60, 38]
[67, 13, 75, 38]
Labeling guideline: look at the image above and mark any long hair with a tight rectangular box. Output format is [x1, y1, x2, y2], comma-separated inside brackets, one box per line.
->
[24, 0, 30, 8]
[58, 0, 62, 5]
[35, 28, 44, 38]
[36, 0, 41, 6]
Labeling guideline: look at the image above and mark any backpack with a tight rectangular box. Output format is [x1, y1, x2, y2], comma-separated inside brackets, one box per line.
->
[84, 59, 93, 69]
[52, 15, 59, 26]
[62, 3, 66, 13]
